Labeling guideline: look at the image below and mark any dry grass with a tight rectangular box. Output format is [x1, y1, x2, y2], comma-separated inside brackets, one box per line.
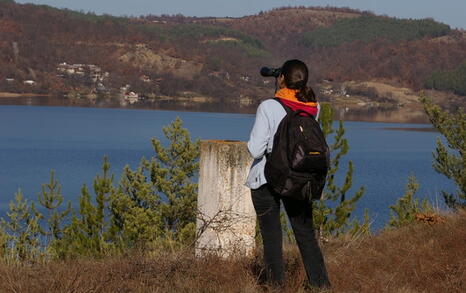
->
[324, 211, 466, 293]
[1, 212, 464, 293]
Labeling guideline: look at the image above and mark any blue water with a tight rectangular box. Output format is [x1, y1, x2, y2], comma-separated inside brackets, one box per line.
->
[0, 105, 455, 230]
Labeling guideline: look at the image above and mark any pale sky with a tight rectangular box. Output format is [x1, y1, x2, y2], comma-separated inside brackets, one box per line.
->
[15, 0, 466, 29]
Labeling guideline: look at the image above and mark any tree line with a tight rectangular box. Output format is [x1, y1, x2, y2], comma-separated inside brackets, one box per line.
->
[300, 15, 451, 48]
[425, 62, 466, 95]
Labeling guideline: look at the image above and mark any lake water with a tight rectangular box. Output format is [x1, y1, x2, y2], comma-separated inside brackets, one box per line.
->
[0, 105, 455, 230]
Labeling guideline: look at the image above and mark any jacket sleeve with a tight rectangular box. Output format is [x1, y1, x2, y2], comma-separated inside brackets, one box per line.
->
[247, 102, 270, 159]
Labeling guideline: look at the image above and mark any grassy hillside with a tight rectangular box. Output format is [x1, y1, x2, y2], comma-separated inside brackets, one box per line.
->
[0, 211, 464, 292]
[0, 1, 465, 105]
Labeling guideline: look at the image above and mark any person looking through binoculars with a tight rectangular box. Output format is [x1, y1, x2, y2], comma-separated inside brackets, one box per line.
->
[246, 59, 331, 289]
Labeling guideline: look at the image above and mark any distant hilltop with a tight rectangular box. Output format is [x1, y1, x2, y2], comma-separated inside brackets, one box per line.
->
[0, 1, 465, 110]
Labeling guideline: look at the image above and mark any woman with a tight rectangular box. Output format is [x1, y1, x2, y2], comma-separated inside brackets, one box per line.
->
[246, 59, 331, 288]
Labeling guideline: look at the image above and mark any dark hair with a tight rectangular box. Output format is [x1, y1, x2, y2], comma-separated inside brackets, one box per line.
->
[281, 59, 316, 102]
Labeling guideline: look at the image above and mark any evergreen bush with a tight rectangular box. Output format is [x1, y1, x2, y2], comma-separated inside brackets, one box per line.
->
[313, 104, 370, 238]
[0, 190, 43, 262]
[421, 98, 465, 209]
[388, 175, 433, 228]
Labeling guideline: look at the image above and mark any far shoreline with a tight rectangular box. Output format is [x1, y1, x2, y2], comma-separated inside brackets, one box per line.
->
[0, 92, 52, 98]
[0, 94, 432, 125]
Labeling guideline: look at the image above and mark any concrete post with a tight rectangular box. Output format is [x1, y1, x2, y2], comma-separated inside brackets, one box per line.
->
[196, 140, 255, 257]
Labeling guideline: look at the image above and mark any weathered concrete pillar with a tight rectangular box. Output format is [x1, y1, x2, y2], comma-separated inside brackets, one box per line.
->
[196, 140, 255, 257]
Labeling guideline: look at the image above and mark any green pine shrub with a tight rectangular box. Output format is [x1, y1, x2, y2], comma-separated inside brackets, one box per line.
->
[55, 157, 116, 258]
[37, 171, 72, 257]
[0, 190, 43, 263]
[109, 164, 164, 249]
[110, 117, 200, 251]
[313, 104, 370, 238]
[421, 98, 465, 209]
[388, 175, 433, 228]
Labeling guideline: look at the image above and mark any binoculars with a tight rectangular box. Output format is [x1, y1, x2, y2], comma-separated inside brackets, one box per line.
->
[260, 67, 281, 78]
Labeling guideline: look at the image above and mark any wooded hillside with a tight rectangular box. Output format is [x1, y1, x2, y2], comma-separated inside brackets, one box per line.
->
[0, 1, 465, 103]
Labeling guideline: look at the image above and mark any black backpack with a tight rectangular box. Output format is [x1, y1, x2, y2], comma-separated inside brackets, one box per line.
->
[264, 98, 330, 201]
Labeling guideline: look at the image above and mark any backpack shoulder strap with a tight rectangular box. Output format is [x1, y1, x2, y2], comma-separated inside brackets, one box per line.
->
[273, 97, 292, 115]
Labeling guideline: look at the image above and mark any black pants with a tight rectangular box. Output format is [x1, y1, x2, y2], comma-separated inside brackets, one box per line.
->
[251, 184, 331, 288]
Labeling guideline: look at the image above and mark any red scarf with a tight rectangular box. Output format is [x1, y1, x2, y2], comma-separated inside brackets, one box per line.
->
[275, 88, 318, 117]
